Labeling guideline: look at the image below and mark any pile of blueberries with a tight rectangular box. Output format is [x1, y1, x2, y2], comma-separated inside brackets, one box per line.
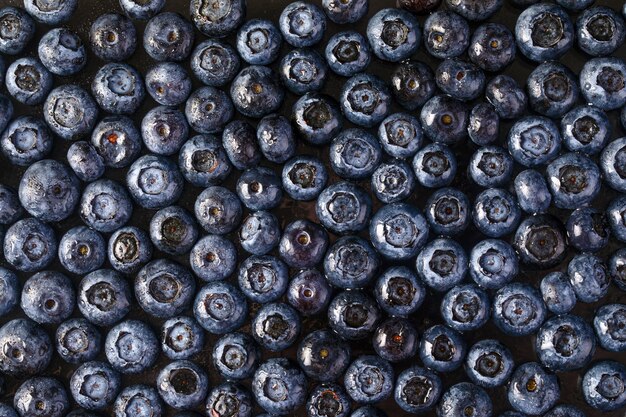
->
[0, 0, 625, 416]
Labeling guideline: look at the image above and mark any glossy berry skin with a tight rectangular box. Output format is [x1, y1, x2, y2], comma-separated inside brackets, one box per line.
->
[469, 23, 515, 72]
[135, 260, 195, 319]
[412, 143, 457, 188]
[0, 116, 52, 166]
[322, 0, 367, 24]
[205, 382, 253, 417]
[239, 211, 280, 256]
[424, 11, 470, 59]
[297, 329, 351, 382]
[126, 155, 183, 210]
[568, 254, 610, 304]
[105, 320, 158, 374]
[70, 361, 121, 410]
[445, 0, 502, 21]
[156, 360, 209, 410]
[92, 63, 145, 114]
[416, 238, 467, 292]
[0, 185, 21, 226]
[55, 318, 101, 364]
[540, 272, 577, 315]
[89, 13, 135, 61]
[441, 284, 490, 332]
[372, 161, 415, 204]
[119, 0, 164, 20]
[0, 403, 17, 417]
[508, 116, 561, 167]
[0, 319, 51, 377]
[324, 237, 379, 290]
[161, 316, 204, 360]
[373, 317, 418, 362]
[292, 93, 343, 145]
[582, 361, 626, 411]
[547, 153, 601, 209]
[0, 268, 19, 316]
[221, 121, 260, 168]
[189, 0, 245, 38]
[424, 188, 470, 236]
[3, 218, 57, 272]
[194, 281, 248, 334]
[316, 182, 371, 234]
[113, 385, 163, 417]
[256, 114, 296, 164]
[280, 48, 328, 95]
[527, 62, 579, 118]
[77, 269, 131, 327]
[420, 95, 469, 145]
[185, 86, 234, 134]
[287, 269, 332, 317]
[178, 135, 232, 187]
[0, 7, 34, 55]
[468, 146, 513, 188]
[0, 94, 12, 134]
[340, 73, 391, 128]
[279, 2, 326, 47]
[252, 358, 307, 415]
[238, 255, 288, 303]
[328, 290, 381, 341]
[282, 155, 328, 201]
[189, 234, 237, 282]
[377, 113, 423, 159]
[469, 239, 518, 290]
[562, 105, 610, 155]
[555, 0, 594, 10]
[145, 62, 191, 106]
[390, 60, 436, 111]
[465, 339, 514, 388]
[374, 266, 426, 317]
[236, 19, 282, 65]
[307, 384, 351, 417]
[472, 188, 521, 238]
[194, 186, 242, 235]
[279, 219, 329, 268]
[608, 196, 626, 243]
[436, 59, 485, 102]
[191, 39, 240, 87]
[577, 7, 625, 57]
[236, 167, 282, 211]
[90, 116, 141, 169]
[593, 303, 626, 352]
[513, 170, 551, 215]
[367, 8, 420, 62]
[508, 362, 560, 415]
[330, 129, 382, 180]
[566, 208, 609, 253]
[344, 355, 394, 405]
[5, 57, 52, 106]
[144, 12, 194, 62]
[149, 206, 198, 256]
[44, 85, 98, 142]
[14, 377, 69, 417]
[601, 136, 626, 193]
[394, 366, 442, 413]
[212, 332, 260, 380]
[141, 106, 189, 156]
[515, 3, 573, 62]
[252, 302, 301, 352]
[370, 203, 429, 260]
[419, 325, 466, 373]
[493, 283, 547, 337]
[325, 31, 371, 77]
[580, 57, 626, 110]
[536, 314, 596, 372]
[485, 75, 527, 119]
[437, 382, 492, 417]
[107, 226, 152, 275]
[38, 28, 86, 76]
[230, 66, 284, 119]
[21, 271, 74, 325]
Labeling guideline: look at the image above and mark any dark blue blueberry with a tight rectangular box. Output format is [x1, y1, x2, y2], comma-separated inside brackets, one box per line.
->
[566, 208, 609, 252]
[185, 86, 234, 134]
[436, 59, 485, 102]
[344, 355, 394, 404]
[416, 238, 468, 292]
[3, 218, 56, 272]
[577, 7, 625, 57]
[472, 188, 521, 238]
[316, 181, 371, 234]
[515, 3, 574, 62]
[340, 73, 391, 128]
[469, 239, 518, 290]
[546, 152, 601, 209]
[371, 160, 415, 204]
[194, 186, 242, 235]
[465, 339, 514, 388]
[144, 12, 194, 61]
[325, 31, 371, 77]
[492, 283, 547, 336]
[149, 206, 199, 256]
[468, 146, 513, 188]
[292, 93, 343, 145]
[322, 0, 367, 24]
[608, 196, 626, 243]
[445, 0, 502, 21]
[378, 113, 423, 159]
[514, 215, 567, 268]
[543, 405, 586, 417]
[307, 384, 351, 417]
[0, 403, 19, 417]
[77, 269, 131, 327]
[394, 366, 441, 414]
[0, 94, 13, 134]
[252, 358, 307, 415]
[236, 167, 282, 210]
[419, 324, 466, 373]
[89, 13, 136, 62]
[145, 62, 192, 106]
[141, 106, 189, 156]
[437, 382, 492, 417]
[90, 116, 141, 168]
[24, 0, 77, 24]
[179, 134, 232, 187]
[190, 39, 240, 87]
[238, 255, 289, 303]
[279, 2, 326, 47]
[540, 272, 577, 315]
[91, 63, 145, 115]
[59, 226, 106, 275]
[156, 360, 209, 410]
[205, 382, 253, 417]
[580, 57, 626, 110]
[536, 314, 596, 371]
[298, 330, 351, 382]
[424, 11, 470, 58]
[328, 290, 381, 341]
[44, 85, 99, 142]
[0, 7, 35, 55]
[556, 0, 594, 10]
[568, 253, 610, 304]
[193, 281, 248, 334]
[527, 62, 579, 118]
[105, 320, 158, 374]
[374, 266, 425, 317]
[239, 211, 280, 256]
[55, 318, 101, 364]
[367, 8, 420, 62]
[441, 284, 490, 332]
[0, 319, 52, 377]
[252, 302, 301, 351]
[594, 303, 626, 352]
[425, 187, 470, 236]
[600, 136, 626, 193]
[14, 377, 69, 417]
[282, 155, 328, 201]
[161, 316, 205, 360]
[126, 155, 184, 210]
[412, 143, 457, 188]
[189, 234, 237, 282]
[582, 361, 626, 411]
[231, 66, 284, 119]
[38, 28, 86, 76]
[237, 19, 282, 65]
[5, 57, 53, 105]
[107, 226, 153, 275]
[113, 385, 163, 417]
[469, 23, 516, 72]
[0, 268, 18, 316]
[420, 95, 469, 145]
[256, 114, 296, 164]
[324, 236, 379, 289]
[350, 406, 387, 417]
[608, 248, 626, 290]
[119, 0, 164, 20]
[190, 0, 245, 38]
[280, 48, 328, 94]
[485, 75, 527, 119]
[279, 219, 329, 268]
[70, 361, 121, 410]
[513, 169, 551, 215]
[390, 60, 436, 111]
[135, 259, 195, 319]
[212, 332, 260, 380]
[507, 362, 560, 415]
[373, 317, 418, 362]
[0, 185, 22, 225]
[370, 203, 429, 260]
[287, 269, 332, 317]
[561, 105, 610, 155]
[508, 116, 561, 167]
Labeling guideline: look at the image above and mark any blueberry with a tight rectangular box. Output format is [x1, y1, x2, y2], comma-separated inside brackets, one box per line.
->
[0, 268, 18, 316]
[190, 39, 241, 87]
[390, 60, 436, 111]
[568, 253, 610, 304]
[344, 355, 394, 404]
[149, 206, 199, 256]
[239, 211, 280, 256]
[280, 48, 328, 94]
[0, 7, 35, 55]
[70, 361, 121, 410]
[316, 181, 371, 234]
[579, 57, 626, 110]
[577, 6, 625, 57]
[0, 185, 22, 226]
[441, 284, 491, 332]
[420, 95, 469, 145]
[186, 86, 235, 133]
[416, 238, 468, 292]
[508, 362, 560, 415]
[543, 405, 586, 417]
[469, 23, 516, 72]
[231, 65, 285, 119]
[536, 314, 596, 372]
[156, 360, 209, 409]
[324, 236, 379, 290]
[279, 1, 326, 47]
[340, 73, 391, 128]
[67, 410, 99, 417]
[44, 85, 99, 142]
[292, 93, 343, 145]
[582, 361, 626, 411]
[113, 385, 163, 417]
[105, 320, 158, 374]
[394, 366, 442, 413]
[492, 283, 547, 337]
[371, 160, 415, 204]
[236, 167, 282, 210]
[194, 186, 242, 235]
[469, 239, 518, 290]
[609, 197, 626, 241]
[412, 143, 457, 188]
[92, 63, 145, 114]
[119, 0, 164, 20]
[540, 272, 577, 315]
[77, 269, 131, 327]
[256, 114, 296, 164]
[566, 208, 609, 252]
[144, 12, 194, 61]
[252, 302, 301, 352]
[529, 62, 580, 118]
[238, 255, 289, 303]
[5, 57, 53, 105]
[397, 0, 441, 13]
[21, 271, 74, 325]
[282, 155, 328, 201]
[145, 62, 192, 106]
[515, 3, 574, 62]
[485, 75, 527, 119]
[374, 266, 426, 317]
[252, 358, 307, 415]
[38, 28, 86, 76]
[322, 0, 367, 24]
[279, 219, 329, 268]
[370, 203, 429, 260]
[508, 116, 561, 167]
[91, 116, 142, 168]
[468, 146, 514, 188]
[555, 0, 594, 10]
[193, 281, 248, 334]
[472, 188, 521, 238]
[297, 329, 351, 382]
[287, 269, 332, 317]
[189, 234, 237, 282]
[0, 319, 52, 377]
[593, 303, 626, 352]
[350, 406, 388, 417]
[436, 59, 486, 102]
[179, 134, 232, 187]
[465, 339, 514, 388]
[419, 324, 466, 372]
[237, 19, 282, 65]
[307, 384, 351, 417]
[563, 108, 611, 158]
[205, 382, 253, 417]
[600, 136, 626, 193]
[366, 8, 420, 62]
[141, 106, 189, 156]
[55, 318, 101, 364]
[14, 377, 69, 417]
[437, 382, 492, 417]
[377, 114, 422, 160]
[446, 0, 502, 20]
[513, 170, 551, 215]
[373, 317, 418, 362]
[24, 0, 76, 24]
[161, 316, 204, 360]
[189, 0, 245, 38]
[424, 11, 470, 59]
[0, 94, 13, 134]
[107, 226, 153, 274]
[212, 332, 260, 380]
[546, 152, 601, 209]
[425, 188, 470, 236]
[3, 218, 57, 272]
[513, 215, 567, 269]
[126, 155, 183, 210]
[135, 259, 195, 319]
[608, 248, 626, 290]
[325, 31, 371, 77]
[328, 290, 381, 341]
[89, 13, 136, 62]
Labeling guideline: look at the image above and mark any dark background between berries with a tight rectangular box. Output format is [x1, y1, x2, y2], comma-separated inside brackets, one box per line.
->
[0, 0, 625, 416]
